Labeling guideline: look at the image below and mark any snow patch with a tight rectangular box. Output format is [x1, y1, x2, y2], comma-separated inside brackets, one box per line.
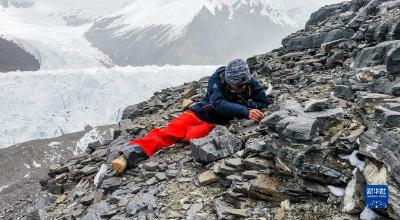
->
[76, 128, 102, 154]
[360, 207, 380, 220]
[94, 164, 108, 188]
[24, 163, 31, 169]
[32, 160, 42, 168]
[48, 142, 61, 148]
[0, 184, 11, 193]
[339, 150, 365, 171]
[327, 185, 345, 197]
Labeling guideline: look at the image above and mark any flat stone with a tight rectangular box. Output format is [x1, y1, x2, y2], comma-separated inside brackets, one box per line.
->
[187, 203, 203, 219]
[359, 127, 400, 184]
[389, 82, 400, 96]
[118, 119, 135, 133]
[81, 165, 98, 176]
[55, 194, 67, 204]
[86, 201, 110, 218]
[335, 85, 355, 100]
[155, 172, 167, 181]
[92, 148, 108, 158]
[304, 99, 329, 112]
[282, 117, 318, 141]
[243, 158, 271, 170]
[321, 38, 347, 52]
[166, 169, 179, 178]
[182, 98, 193, 110]
[282, 28, 354, 51]
[80, 194, 95, 206]
[142, 162, 159, 171]
[387, 45, 400, 75]
[183, 88, 197, 99]
[261, 110, 291, 128]
[218, 164, 239, 175]
[214, 197, 248, 219]
[100, 177, 122, 193]
[250, 174, 281, 195]
[352, 40, 400, 69]
[375, 106, 400, 127]
[342, 168, 365, 214]
[242, 170, 258, 179]
[224, 158, 244, 168]
[48, 164, 68, 177]
[342, 125, 366, 142]
[383, 102, 400, 112]
[198, 170, 219, 186]
[87, 140, 103, 151]
[146, 177, 158, 185]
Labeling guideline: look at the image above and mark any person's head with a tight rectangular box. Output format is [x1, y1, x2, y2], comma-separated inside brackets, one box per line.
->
[224, 59, 251, 93]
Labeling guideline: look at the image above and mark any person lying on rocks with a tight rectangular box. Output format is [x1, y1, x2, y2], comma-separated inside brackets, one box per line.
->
[111, 59, 273, 173]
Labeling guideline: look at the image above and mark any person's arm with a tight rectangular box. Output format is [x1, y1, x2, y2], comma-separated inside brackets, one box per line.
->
[207, 70, 250, 119]
[247, 78, 273, 110]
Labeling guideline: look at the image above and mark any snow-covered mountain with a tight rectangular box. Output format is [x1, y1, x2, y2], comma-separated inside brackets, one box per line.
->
[0, 0, 344, 69]
[86, 0, 345, 65]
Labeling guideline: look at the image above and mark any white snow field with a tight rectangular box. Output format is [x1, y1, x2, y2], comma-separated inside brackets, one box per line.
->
[0, 65, 217, 149]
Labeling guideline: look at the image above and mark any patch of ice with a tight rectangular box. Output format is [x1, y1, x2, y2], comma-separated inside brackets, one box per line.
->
[0, 184, 10, 193]
[0, 65, 216, 149]
[32, 160, 42, 168]
[94, 164, 108, 188]
[76, 127, 102, 154]
[339, 150, 365, 171]
[327, 185, 345, 197]
[360, 207, 380, 220]
[48, 142, 61, 148]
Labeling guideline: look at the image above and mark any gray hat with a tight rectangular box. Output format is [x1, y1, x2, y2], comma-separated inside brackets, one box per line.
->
[224, 59, 251, 84]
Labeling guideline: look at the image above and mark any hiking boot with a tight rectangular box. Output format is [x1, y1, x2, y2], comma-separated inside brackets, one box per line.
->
[111, 155, 128, 173]
[112, 144, 149, 173]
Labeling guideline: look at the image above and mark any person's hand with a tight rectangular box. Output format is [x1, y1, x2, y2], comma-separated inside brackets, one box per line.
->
[248, 109, 265, 121]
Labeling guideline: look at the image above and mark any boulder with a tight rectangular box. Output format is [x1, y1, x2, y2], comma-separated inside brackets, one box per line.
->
[306, 3, 350, 26]
[261, 110, 291, 128]
[341, 168, 365, 214]
[383, 102, 400, 111]
[282, 117, 319, 141]
[282, 108, 344, 141]
[390, 83, 400, 96]
[335, 85, 355, 100]
[282, 29, 354, 51]
[359, 127, 400, 184]
[191, 126, 240, 163]
[375, 106, 400, 127]
[387, 45, 400, 75]
[352, 40, 400, 69]
[347, 0, 387, 28]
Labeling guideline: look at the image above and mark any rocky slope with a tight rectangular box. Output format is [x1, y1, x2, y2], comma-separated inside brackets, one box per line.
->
[2, 0, 400, 219]
[0, 37, 40, 72]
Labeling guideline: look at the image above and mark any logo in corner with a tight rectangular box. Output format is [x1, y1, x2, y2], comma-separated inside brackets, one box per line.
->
[365, 185, 389, 209]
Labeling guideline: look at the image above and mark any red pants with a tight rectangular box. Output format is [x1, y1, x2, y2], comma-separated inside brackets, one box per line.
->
[129, 111, 215, 156]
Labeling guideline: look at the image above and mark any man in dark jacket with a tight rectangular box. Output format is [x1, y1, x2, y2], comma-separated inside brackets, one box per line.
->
[112, 59, 272, 173]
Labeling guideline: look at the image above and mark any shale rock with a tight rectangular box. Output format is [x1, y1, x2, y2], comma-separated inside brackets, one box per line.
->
[191, 125, 240, 163]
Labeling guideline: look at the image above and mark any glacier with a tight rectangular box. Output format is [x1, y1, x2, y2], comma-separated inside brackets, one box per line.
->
[0, 65, 217, 149]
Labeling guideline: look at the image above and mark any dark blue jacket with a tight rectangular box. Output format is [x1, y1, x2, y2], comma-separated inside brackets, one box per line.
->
[189, 66, 272, 125]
